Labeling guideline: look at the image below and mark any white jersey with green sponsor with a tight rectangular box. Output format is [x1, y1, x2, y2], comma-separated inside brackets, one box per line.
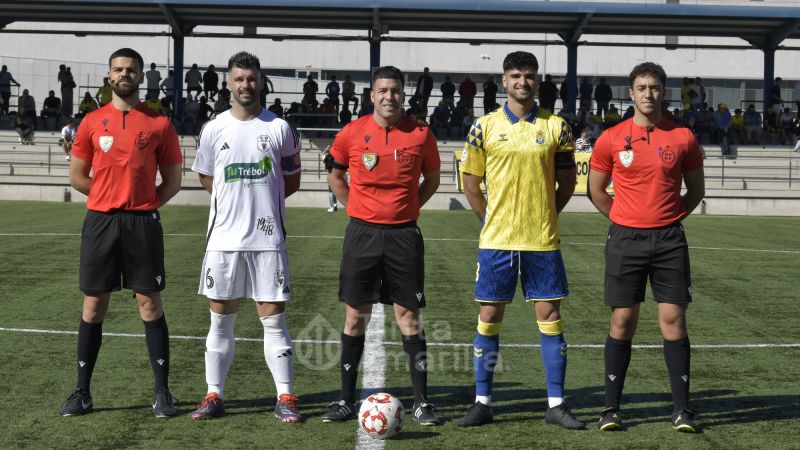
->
[192, 108, 300, 251]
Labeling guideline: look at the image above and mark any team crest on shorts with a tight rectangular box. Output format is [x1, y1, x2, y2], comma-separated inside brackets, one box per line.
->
[99, 136, 113, 152]
[619, 150, 634, 167]
[257, 134, 270, 152]
[362, 153, 378, 170]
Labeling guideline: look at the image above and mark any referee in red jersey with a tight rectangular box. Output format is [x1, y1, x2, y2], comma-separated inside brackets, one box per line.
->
[60, 48, 183, 417]
[588, 62, 705, 433]
[321, 66, 442, 425]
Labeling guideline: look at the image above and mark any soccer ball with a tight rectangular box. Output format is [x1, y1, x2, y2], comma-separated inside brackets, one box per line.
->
[358, 392, 404, 440]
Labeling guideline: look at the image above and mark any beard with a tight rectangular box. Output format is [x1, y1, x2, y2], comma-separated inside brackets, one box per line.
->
[232, 89, 258, 108]
[110, 80, 139, 99]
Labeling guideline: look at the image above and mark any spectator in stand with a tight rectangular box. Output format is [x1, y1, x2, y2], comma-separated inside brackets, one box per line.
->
[218, 80, 231, 105]
[96, 78, 112, 107]
[185, 64, 203, 97]
[14, 115, 35, 144]
[743, 104, 762, 144]
[695, 77, 707, 105]
[539, 74, 558, 113]
[339, 107, 352, 126]
[429, 100, 452, 137]
[764, 107, 780, 138]
[60, 117, 76, 160]
[771, 77, 784, 114]
[146, 63, 161, 100]
[203, 65, 219, 101]
[198, 96, 214, 123]
[780, 107, 796, 145]
[303, 74, 319, 106]
[579, 77, 593, 104]
[661, 102, 675, 123]
[319, 98, 336, 114]
[268, 98, 284, 118]
[145, 92, 162, 114]
[77, 92, 98, 118]
[482, 76, 498, 115]
[559, 80, 569, 111]
[0, 65, 21, 115]
[730, 108, 744, 144]
[160, 70, 175, 108]
[160, 98, 173, 120]
[341, 75, 358, 112]
[440, 75, 456, 110]
[680, 77, 693, 111]
[604, 104, 621, 129]
[689, 78, 703, 112]
[793, 81, 800, 112]
[326, 75, 341, 111]
[594, 78, 612, 117]
[459, 75, 477, 110]
[19, 89, 37, 129]
[622, 105, 635, 121]
[416, 67, 434, 109]
[714, 103, 732, 157]
[183, 94, 200, 134]
[41, 90, 63, 123]
[461, 108, 475, 138]
[58, 65, 75, 117]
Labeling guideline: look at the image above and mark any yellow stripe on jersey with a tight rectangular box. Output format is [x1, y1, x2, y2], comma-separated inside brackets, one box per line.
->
[460, 104, 574, 251]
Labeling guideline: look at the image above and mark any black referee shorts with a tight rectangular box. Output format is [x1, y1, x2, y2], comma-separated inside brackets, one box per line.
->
[604, 222, 692, 306]
[79, 209, 166, 294]
[339, 218, 426, 309]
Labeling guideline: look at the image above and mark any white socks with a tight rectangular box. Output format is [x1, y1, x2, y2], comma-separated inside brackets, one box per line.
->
[260, 312, 294, 396]
[205, 310, 237, 397]
[476, 395, 491, 406]
[548, 397, 564, 408]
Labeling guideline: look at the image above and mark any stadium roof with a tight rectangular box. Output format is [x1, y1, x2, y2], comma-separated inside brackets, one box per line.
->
[1, 0, 799, 48]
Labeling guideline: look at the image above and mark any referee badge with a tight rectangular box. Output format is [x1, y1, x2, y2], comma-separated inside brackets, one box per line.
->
[619, 150, 634, 167]
[99, 135, 113, 153]
[362, 153, 378, 171]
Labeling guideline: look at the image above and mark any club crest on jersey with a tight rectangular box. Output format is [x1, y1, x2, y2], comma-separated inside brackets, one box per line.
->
[536, 131, 546, 145]
[99, 136, 113, 152]
[257, 134, 270, 152]
[362, 153, 378, 170]
[135, 131, 148, 150]
[619, 150, 634, 167]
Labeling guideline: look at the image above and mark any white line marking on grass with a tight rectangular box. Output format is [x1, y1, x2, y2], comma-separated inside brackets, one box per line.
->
[3, 233, 798, 254]
[356, 303, 386, 450]
[2, 327, 799, 349]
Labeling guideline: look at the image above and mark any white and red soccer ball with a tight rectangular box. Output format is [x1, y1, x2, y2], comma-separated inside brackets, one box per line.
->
[358, 392, 405, 439]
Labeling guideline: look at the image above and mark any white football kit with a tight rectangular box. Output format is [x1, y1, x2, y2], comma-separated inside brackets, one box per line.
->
[192, 108, 300, 301]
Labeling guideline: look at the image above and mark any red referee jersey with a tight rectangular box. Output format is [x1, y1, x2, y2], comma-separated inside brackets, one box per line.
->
[330, 115, 440, 224]
[590, 117, 704, 228]
[72, 103, 183, 212]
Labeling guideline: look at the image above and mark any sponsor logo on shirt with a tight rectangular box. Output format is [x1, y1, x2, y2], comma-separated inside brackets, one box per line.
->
[224, 156, 273, 183]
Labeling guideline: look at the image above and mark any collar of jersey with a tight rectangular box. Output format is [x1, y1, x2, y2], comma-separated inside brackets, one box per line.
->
[503, 102, 538, 124]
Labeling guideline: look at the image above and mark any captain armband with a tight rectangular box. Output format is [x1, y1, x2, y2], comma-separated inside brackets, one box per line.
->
[554, 151, 576, 170]
[281, 153, 302, 173]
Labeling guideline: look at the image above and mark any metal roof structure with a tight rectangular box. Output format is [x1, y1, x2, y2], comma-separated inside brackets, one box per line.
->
[1, 0, 799, 47]
[3, 0, 796, 113]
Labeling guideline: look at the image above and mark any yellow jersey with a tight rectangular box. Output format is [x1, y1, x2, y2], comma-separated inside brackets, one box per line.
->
[460, 103, 574, 251]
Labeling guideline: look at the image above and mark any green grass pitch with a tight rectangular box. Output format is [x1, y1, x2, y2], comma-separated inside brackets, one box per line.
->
[0, 201, 798, 449]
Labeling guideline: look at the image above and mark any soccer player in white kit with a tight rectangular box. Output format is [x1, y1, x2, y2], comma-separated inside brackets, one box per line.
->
[190, 51, 302, 422]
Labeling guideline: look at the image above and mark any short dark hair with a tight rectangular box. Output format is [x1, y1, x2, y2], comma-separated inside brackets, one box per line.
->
[372, 66, 404, 87]
[503, 51, 538, 72]
[228, 51, 261, 72]
[629, 62, 667, 88]
[108, 48, 144, 71]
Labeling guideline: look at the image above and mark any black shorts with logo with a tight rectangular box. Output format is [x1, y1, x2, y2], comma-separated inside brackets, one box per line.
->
[604, 222, 692, 306]
[79, 209, 165, 294]
[339, 218, 426, 309]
